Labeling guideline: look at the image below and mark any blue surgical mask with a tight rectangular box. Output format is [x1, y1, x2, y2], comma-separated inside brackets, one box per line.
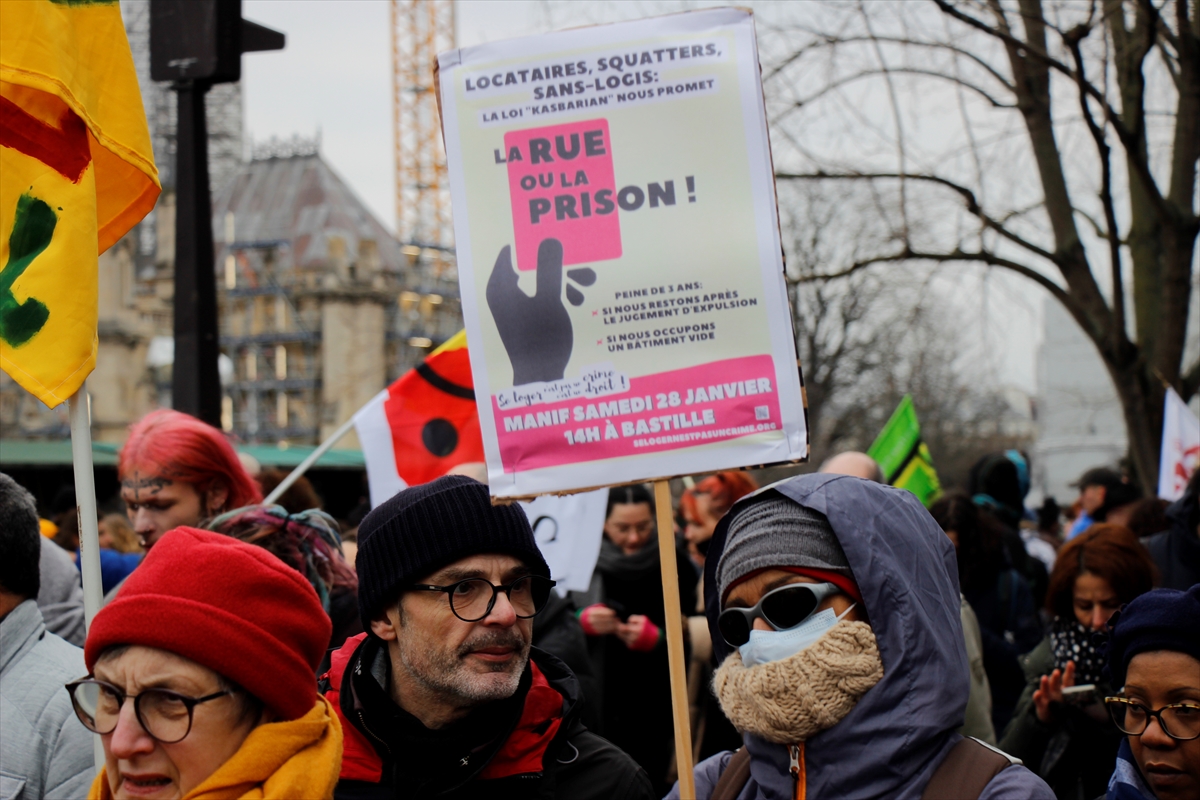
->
[738, 604, 857, 667]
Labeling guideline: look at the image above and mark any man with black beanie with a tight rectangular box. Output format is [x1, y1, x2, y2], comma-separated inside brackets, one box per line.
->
[320, 475, 654, 800]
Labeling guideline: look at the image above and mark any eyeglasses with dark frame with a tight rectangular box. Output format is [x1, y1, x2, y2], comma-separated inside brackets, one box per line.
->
[409, 575, 557, 622]
[1104, 696, 1200, 741]
[65, 678, 232, 744]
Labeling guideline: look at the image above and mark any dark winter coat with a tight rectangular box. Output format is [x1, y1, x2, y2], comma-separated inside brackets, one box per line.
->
[964, 562, 1044, 733]
[531, 591, 600, 731]
[999, 638, 1122, 800]
[1144, 482, 1200, 590]
[321, 633, 654, 800]
[570, 536, 696, 792]
[668, 473, 1054, 800]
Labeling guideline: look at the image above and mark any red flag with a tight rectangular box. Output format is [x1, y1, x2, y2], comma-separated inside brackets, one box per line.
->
[355, 331, 484, 504]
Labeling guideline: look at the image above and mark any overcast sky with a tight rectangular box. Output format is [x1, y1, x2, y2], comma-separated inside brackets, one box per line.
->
[239, 0, 1041, 393]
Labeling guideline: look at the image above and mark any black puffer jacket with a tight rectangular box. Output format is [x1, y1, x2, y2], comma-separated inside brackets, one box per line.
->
[532, 592, 600, 731]
[1144, 479, 1200, 590]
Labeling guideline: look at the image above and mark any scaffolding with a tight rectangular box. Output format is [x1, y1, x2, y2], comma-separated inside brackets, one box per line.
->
[391, 0, 455, 253]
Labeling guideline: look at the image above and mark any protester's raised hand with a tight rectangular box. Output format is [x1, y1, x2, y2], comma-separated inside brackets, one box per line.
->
[1033, 659, 1076, 723]
[486, 239, 574, 385]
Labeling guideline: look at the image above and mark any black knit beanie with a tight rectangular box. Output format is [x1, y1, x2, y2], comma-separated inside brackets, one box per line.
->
[1104, 584, 1200, 688]
[356, 475, 549, 624]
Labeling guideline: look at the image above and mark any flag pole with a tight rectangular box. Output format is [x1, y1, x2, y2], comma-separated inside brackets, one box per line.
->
[654, 479, 695, 798]
[68, 380, 105, 770]
[263, 415, 358, 506]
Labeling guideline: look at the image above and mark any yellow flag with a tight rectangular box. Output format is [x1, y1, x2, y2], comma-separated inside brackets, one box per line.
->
[1, 0, 160, 408]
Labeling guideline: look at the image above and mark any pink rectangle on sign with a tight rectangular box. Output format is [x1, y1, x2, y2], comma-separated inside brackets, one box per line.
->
[505, 119, 621, 271]
[492, 356, 782, 472]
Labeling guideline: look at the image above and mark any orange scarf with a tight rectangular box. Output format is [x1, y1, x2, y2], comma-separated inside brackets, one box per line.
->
[88, 696, 343, 800]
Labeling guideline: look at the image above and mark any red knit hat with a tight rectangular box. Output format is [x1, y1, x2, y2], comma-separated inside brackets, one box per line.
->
[85, 527, 330, 721]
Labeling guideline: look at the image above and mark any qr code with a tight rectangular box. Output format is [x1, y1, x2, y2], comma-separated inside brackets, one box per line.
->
[755, 405, 770, 421]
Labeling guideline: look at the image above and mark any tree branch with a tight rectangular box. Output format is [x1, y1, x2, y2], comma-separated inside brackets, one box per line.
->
[782, 67, 1016, 112]
[1065, 24, 1128, 358]
[766, 33, 1017, 92]
[932, 0, 1174, 221]
[776, 170, 1061, 264]
[791, 243, 1073, 311]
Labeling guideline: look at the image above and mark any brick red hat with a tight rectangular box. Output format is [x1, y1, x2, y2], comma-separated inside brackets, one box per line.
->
[85, 527, 330, 721]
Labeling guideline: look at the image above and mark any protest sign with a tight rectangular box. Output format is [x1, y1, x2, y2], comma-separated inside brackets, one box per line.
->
[438, 7, 807, 499]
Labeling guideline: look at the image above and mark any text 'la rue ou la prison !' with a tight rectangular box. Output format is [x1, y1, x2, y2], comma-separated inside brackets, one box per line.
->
[497, 128, 698, 226]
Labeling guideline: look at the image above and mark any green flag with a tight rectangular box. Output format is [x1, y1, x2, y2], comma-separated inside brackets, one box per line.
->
[867, 395, 942, 507]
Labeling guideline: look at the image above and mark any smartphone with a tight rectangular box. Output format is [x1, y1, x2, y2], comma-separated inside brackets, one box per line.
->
[605, 600, 632, 623]
[1062, 684, 1099, 706]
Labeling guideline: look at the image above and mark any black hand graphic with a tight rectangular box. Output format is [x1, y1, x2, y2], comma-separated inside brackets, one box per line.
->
[486, 238, 574, 385]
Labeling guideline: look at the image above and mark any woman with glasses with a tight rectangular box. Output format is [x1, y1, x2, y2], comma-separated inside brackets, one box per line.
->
[72, 526, 341, 799]
[998, 524, 1157, 800]
[1102, 584, 1200, 800]
[666, 473, 1053, 800]
[570, 484, 697, 795]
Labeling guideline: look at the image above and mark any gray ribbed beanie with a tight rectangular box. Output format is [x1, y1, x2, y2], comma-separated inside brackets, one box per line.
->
[716, 496, 850, 602]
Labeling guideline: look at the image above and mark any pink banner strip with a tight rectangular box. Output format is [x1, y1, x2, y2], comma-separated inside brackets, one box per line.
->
[492, 355, 781, 472]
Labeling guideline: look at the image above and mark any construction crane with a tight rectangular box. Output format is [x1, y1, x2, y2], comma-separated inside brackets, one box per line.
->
[391, 0, 455, 259]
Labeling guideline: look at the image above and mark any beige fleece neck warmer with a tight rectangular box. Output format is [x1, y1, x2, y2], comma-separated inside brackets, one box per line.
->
[713, 620, 884, 744]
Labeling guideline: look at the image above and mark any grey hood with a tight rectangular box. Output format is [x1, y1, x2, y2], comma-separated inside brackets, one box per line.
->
[703, 473, 969, 799]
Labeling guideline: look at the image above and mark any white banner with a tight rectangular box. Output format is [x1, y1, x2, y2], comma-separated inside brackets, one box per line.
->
[521, 490, 607, 594]
[1158, 387, 1200, 501]
[353, 390, 407, 508]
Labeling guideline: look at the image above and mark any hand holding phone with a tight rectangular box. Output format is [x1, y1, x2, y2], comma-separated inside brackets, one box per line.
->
[1034, 660, 1077, 723]
[1062, 684, 1099, 706]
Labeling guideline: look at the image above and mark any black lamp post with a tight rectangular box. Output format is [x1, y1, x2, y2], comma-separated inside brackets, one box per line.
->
[150, 0, 283, 425]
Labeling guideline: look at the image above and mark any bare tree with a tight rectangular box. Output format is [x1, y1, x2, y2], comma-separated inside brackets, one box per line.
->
[780, 181, 1032, 482]
[765, 0, 1199, 493]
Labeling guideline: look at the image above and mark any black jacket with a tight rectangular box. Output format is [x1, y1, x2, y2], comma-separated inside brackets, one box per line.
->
[1144, 483, 1200, 590]
[532, 592, 600, 731]
[324, 635, 654, 800]
[998, 638, 1121, 799]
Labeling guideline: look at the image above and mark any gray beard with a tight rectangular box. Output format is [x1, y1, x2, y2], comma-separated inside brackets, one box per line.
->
[398, 629, 531, 704]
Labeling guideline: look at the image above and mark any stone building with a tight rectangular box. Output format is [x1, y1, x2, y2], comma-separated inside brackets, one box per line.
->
[1, 2, 461, 449]
[211, 139, 460, 449]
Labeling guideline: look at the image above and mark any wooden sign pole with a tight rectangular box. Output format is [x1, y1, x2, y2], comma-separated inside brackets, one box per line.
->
[654, 479, 695, 798]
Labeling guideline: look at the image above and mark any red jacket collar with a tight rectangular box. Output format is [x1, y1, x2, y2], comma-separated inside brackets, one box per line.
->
[322, 634, 565, 784]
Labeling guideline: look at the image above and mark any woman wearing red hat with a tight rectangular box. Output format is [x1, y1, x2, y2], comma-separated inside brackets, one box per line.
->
[68, 527, 342, 799]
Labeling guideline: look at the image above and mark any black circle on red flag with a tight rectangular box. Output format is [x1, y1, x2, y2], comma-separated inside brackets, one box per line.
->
[421, 418, 459, 457]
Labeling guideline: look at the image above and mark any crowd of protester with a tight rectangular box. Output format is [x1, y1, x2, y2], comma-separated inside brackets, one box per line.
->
[2, 408, 1198, 799]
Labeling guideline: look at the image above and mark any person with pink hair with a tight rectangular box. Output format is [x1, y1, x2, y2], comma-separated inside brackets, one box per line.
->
[118, 410, 261, 552]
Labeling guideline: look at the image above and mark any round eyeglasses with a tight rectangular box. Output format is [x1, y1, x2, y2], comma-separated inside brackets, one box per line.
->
[718, 582, 840, 647]
[1104, 697, 1200, 741]
[409, 575, 557, 622]
[65, 678, 232, 744]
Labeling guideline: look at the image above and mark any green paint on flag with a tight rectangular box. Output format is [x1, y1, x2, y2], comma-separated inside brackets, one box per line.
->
[0, 192, 55, 347]
[867, 395, 942, 507]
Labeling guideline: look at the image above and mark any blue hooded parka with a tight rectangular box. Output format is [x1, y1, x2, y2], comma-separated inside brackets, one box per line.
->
[667, 474, 1054, 799]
